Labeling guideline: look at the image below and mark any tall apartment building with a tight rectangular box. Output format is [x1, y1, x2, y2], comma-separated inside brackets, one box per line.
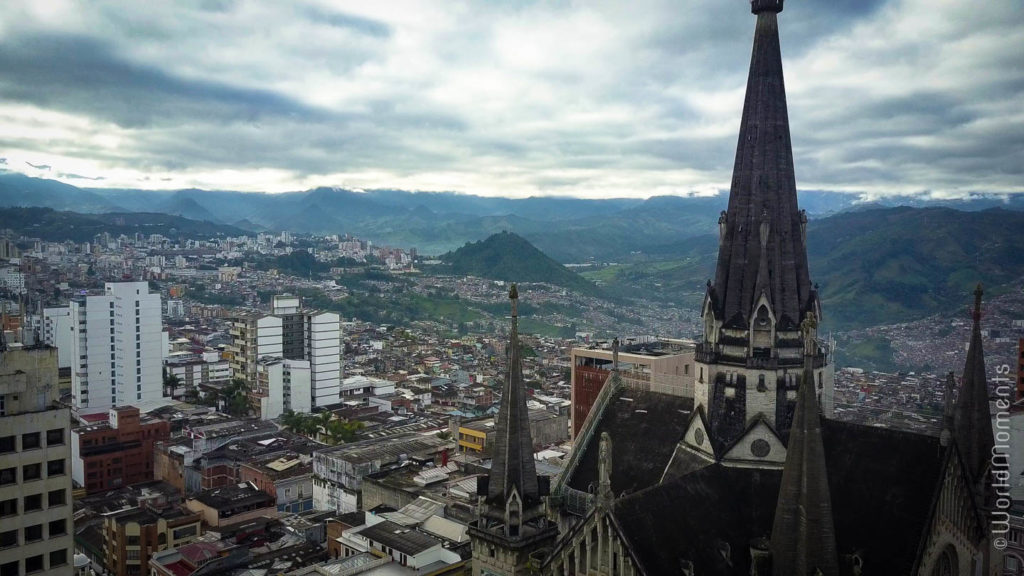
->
[101, 504, 202, 576]
[70, 282, 163, 414]
[253, 357, 311, 420]
[42, 308, 75, 369]
[306, 311, 342, 408]
[229, 296, 342, 409]
[227, 314, 282, 384]
[0, 345, 74, 576]
[570, 337, 695, 438]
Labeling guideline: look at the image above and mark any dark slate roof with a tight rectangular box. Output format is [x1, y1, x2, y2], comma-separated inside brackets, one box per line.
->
[709, 6, 813, 330]
[567, 390, 693, 496]
[954, 285, 995, 481]
[611, 419, 943, 575]
[487, 288, 541, 506]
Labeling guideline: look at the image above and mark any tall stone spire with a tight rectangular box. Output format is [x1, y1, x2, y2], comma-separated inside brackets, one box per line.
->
[954, 284, 995, 483]
[486, 283, 540, 508]
[709, 0, 814, 331]
[770, 313, 839, 576]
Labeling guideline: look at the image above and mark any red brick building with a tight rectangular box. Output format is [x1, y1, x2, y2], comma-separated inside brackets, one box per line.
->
[73, 406, 170, 493]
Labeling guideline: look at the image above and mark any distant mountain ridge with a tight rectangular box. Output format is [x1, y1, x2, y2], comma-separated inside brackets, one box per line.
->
[439, 232, 601, 296]
[6, 172, 1022, 260]
[0, 207, 247, 242]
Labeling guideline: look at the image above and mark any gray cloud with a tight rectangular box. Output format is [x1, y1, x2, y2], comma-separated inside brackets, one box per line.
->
[0, 0, 1020, 197]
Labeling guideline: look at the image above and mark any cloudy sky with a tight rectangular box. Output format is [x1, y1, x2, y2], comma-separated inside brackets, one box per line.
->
[0, 0, 1021, 198]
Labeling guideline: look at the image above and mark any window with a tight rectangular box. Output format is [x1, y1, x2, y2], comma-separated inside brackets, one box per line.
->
[0, 561, 17, 576]
[172, 525, 197, 540]
[25, 554, 43, 574]
[46, 459, 65, 477]
[49, 549, 67, 567]
[24, 525, 42, 542]
[126, 535, 139, 546]
[0, 530, 16, 548]
[23, 463, 41, 481]
[48, 519, 66, 537]
[0, 436, 13, 454]
[21, 432, 40, 450]
[23, 494, 42, 512]
[0, 499, 15, 516]
[46, 429, 64, 446]
[48, 490, 66, 507]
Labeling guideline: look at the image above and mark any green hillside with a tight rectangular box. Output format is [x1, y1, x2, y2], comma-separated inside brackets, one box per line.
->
[0, 207, 246, 242]
[440, 231, 601, 296]
[584, 207, 1024, 330]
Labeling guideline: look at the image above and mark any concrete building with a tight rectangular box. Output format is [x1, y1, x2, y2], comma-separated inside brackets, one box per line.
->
[253, 357, 311, 420]
[165, 351, 231, 394]
[458, 409, 569, 455]
[238, 453, 314, 514]
[42, 307, 75, 369]
[185, 482, 277, 528]
[306, 311, 342, 408]
[0, 267, 24, 295]
[71, 405, 170, 494]
[70, 282, 163, 414]
[312, 434, 451, 514]
[227, 313, 282, 384]
[570, 338, 694, 437]
[101, 504, 202, 576]
[0, 345, 74, 576]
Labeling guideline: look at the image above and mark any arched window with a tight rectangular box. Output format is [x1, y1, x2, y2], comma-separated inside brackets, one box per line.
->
[931, 545, 958, 576]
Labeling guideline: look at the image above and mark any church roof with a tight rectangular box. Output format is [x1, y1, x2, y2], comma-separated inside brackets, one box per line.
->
[709, 3, 813, 329]
[566, 389, 693, 496]
[486, 285, 540, 507]
[611, 419, 942, 575]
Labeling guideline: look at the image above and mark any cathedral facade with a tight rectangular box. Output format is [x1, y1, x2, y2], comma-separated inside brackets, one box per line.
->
[469, 1, 999, 575]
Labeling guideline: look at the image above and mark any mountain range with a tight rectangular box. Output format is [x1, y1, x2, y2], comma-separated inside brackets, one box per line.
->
[4, 171, 1023, 260]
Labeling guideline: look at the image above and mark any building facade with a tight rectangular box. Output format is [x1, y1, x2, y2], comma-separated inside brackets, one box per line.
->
[101, 505, 202, 576]
[0, 345, 74, 576]
[71, 405, 170, 494]
[227, 313, 283, 384]
[70, 282, 163, 414]
[570, 338, 694, 437]
[252, 357, 311, 420]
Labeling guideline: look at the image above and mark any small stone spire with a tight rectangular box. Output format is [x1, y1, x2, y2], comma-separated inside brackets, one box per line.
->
[954, 284, 995, 484]
[770, 312, 839, 576]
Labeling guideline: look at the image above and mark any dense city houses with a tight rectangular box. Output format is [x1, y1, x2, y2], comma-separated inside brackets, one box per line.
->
[0, 3, 1020, 576]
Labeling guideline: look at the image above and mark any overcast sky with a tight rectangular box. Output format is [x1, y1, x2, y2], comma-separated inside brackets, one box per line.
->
[0, 0, 1021, 198]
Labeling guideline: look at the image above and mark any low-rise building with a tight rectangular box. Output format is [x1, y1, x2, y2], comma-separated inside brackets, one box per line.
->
[185, 482, 277, 528]
[71, 405, 170, 494]
[457, 408, 568, 454]
[101, 504, 202, 576]
[239, 454, 314, 514]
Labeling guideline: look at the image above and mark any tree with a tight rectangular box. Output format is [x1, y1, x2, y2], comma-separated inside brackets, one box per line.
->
[323, 419, 363, 445]
[435, 430, 452, 441]
[163, 372, 181, 398]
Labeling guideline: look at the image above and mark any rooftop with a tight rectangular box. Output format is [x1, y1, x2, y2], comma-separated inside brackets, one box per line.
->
[359, 520, 442, 556]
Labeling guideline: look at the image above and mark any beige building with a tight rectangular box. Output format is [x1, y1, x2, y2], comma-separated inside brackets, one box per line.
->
[0, 345, 74, 576]
[570, 338, 694, 437]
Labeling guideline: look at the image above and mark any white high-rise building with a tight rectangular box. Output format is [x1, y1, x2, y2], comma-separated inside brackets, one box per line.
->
[255, 357, 311, 420]
[307, 311, 342, 408]
[70, 282, 162, 414]
[42, 308, 75, 369]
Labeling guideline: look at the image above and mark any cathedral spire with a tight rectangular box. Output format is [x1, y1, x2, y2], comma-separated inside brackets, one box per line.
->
[954, 284, 995, 483]
[486, 284, 540, 508]
[770, 313, 839, 576]
[709, 0, 812, 331]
